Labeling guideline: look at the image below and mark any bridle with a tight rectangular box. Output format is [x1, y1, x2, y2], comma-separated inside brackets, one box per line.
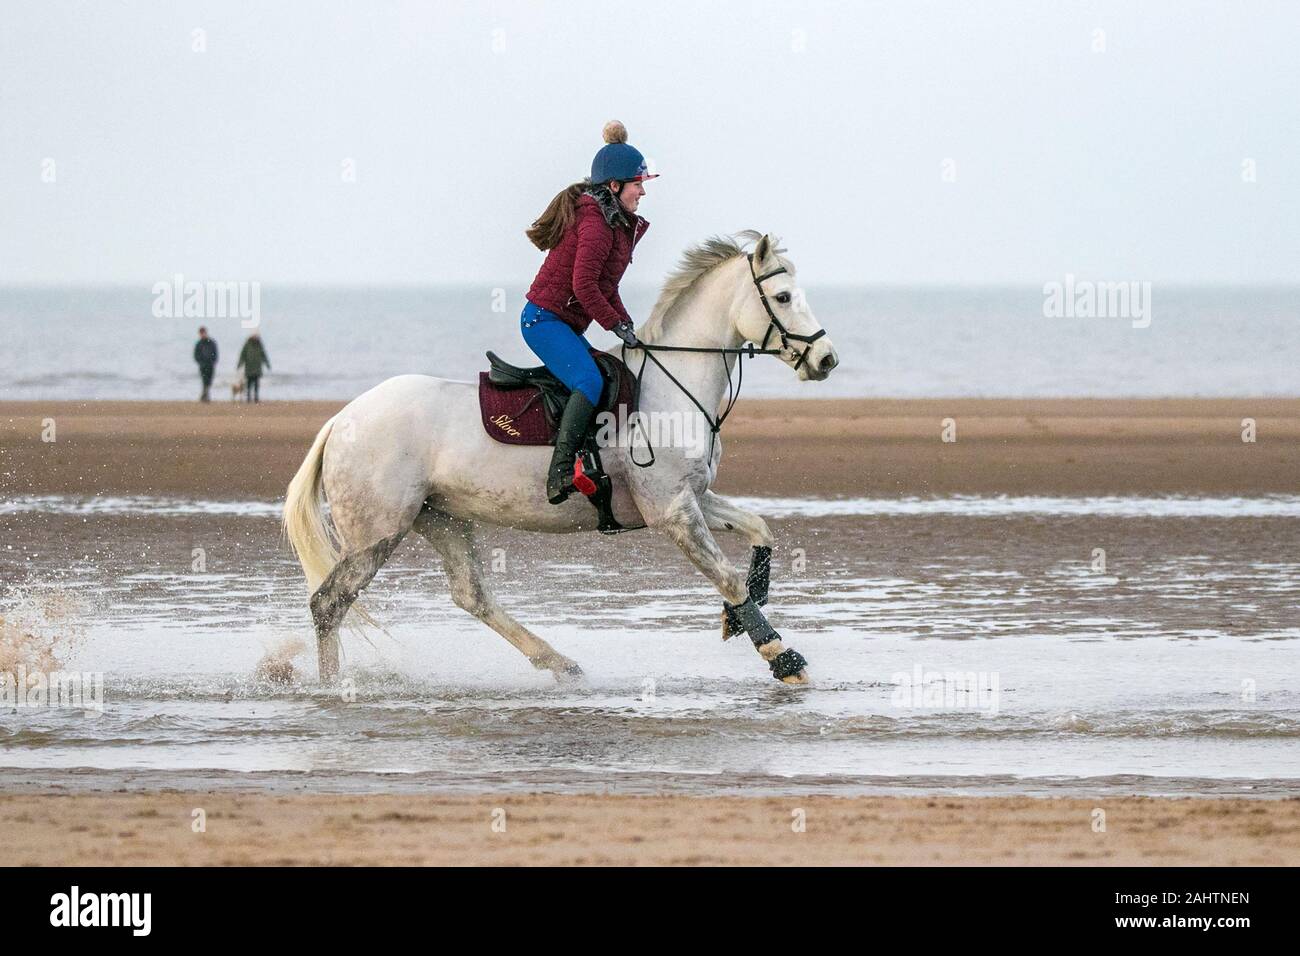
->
[747, 252, 826, 372]
[621, 252, 827, 466]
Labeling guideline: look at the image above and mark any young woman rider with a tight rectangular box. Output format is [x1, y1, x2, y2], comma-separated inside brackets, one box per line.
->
[522, 120, 656, 504]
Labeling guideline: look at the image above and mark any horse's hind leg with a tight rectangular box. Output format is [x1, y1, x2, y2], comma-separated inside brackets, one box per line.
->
[413, 511, 583, 682]
[310, 531, 406, 682]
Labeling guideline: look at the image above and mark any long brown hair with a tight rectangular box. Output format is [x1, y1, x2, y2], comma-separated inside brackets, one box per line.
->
[526, 181, 589, 251]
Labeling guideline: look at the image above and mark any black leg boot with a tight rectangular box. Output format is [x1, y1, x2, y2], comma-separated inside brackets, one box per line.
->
[546, 391, 596, 504]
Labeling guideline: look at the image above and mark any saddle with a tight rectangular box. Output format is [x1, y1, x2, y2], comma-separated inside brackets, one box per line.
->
[478, 349, 636, 446]
[478, 349, 640, 534]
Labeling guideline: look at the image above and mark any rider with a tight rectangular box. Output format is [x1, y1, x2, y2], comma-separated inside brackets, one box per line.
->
[523, 120, 656, 504]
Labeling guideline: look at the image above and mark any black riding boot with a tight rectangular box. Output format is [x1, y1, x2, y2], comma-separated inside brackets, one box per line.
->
[546, 391, 596, 504]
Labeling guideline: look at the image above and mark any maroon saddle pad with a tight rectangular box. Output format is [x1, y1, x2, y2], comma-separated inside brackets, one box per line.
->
[478, 350, 637, 446]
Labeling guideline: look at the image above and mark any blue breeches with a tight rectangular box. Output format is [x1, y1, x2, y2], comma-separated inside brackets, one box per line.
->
[520, 300, 604, 406]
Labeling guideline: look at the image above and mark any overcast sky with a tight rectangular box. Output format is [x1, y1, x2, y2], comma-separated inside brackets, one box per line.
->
[2, 1, 1296, 286]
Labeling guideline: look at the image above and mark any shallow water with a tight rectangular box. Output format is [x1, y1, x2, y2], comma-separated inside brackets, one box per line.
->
[1, 495, 1298, 796]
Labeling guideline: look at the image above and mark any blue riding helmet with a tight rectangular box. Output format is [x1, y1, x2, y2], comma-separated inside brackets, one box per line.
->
[590, 120, 660, 184]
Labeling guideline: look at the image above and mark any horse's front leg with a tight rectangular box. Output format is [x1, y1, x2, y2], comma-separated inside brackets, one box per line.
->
[655, 488, 808, 684]
[699, 490, 775, 640]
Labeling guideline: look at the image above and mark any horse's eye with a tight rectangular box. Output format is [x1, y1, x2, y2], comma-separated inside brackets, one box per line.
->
[774, 292, 792, 305]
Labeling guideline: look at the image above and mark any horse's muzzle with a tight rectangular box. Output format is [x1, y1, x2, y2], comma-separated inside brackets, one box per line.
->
[803, 341, 839, 381]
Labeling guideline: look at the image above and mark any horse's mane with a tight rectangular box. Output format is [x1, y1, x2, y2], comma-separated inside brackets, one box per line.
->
[637, 230, 786, 344]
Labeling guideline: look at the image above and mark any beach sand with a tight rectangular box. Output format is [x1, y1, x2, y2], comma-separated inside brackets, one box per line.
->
[2, 397, 1297, 866]
[2, 398, 1298, 499]
[2, 792, 1298, 866]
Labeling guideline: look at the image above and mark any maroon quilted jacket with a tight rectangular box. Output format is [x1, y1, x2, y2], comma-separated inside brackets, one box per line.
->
[526, 193, 649, 334]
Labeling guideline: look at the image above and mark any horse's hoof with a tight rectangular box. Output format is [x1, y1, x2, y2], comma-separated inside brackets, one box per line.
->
[547, 660, 585, 684]
[767, 646, 808, 682]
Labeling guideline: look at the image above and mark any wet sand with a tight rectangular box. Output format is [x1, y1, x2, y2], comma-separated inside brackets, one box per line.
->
[2, 398, 1298, 499]
[1, 791, 1296, 866]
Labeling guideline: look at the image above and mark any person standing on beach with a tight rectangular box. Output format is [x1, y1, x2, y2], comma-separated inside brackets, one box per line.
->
[236, 332, 271, 403]
[193, 327, 218, 402]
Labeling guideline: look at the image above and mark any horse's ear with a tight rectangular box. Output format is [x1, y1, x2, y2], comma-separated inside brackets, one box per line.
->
[753, 233, 772, 264]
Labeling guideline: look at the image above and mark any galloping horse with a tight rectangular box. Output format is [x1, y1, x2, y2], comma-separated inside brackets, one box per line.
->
[283, 232, 839, 684]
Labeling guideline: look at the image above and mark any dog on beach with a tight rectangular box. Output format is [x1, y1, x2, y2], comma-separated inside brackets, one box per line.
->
[229, 379, 245, 401]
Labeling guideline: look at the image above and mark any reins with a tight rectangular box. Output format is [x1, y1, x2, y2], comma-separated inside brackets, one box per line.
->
[620, 252, 826, 467]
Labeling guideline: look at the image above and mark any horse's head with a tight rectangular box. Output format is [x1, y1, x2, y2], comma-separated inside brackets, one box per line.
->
[734, 234, 839, 381]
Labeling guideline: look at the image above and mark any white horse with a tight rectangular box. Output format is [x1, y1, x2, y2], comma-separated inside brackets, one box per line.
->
[283, 232, 839, 684]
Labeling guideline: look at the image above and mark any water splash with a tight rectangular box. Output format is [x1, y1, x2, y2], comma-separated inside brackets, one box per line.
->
[0, 588, 89, 678]
[254, 637, 308, 686]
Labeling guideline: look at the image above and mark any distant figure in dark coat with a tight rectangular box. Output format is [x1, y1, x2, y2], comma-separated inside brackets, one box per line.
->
[236, 333, 271, 403]
[194, 327, 218, 402]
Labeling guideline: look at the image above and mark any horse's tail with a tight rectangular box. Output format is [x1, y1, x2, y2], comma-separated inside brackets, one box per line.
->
[283, 416, 340, 594]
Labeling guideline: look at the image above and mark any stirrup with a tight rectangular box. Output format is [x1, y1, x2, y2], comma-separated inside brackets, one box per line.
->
[575, 446, 628, 535]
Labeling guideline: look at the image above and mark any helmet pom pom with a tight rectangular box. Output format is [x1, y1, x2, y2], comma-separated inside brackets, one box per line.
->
[602, 120, 628, 145]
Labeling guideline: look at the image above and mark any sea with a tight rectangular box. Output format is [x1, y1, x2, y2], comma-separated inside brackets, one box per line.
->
[0, 284, 1296, 400]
